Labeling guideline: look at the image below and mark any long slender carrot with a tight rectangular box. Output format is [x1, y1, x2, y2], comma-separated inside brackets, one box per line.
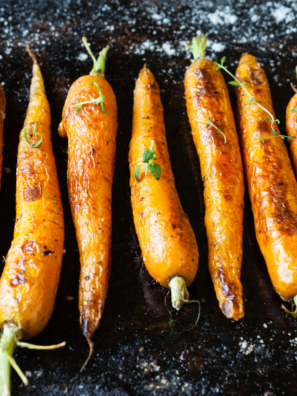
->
[0, 47, 65, 395]
[235, 53, 297, 311]
[58, 37, 117, 369]
[184, 36, 245, 320]
[129, 66, 199, 310]
[0, 83, 5, 188]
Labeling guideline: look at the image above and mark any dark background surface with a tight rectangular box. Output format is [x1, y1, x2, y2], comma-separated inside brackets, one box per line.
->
[1, 0, 297, 395]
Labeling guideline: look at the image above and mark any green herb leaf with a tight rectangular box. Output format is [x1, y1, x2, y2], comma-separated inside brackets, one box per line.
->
[135, 165, 140, 182]
[215, 65, 221, 71]
[148, 162, 161, 180]
[288, 106, 296, 113]
[263, 117, 271, 122]
[228, 81, 240, 86]
[70, 80, 108, 114]
[143, 147, 156, 163]
[134, 140, 161, 182]
[272, 130, 279, 136]
[24, 122, 43, 148]
[220, 56, 226, 65]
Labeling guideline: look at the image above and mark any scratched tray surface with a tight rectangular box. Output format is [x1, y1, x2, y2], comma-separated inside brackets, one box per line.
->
[1, 0, 297, 395]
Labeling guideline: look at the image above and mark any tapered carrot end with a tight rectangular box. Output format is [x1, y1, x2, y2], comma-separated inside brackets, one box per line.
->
[27, 45, 37, 64]
[80, 337, 94, 373]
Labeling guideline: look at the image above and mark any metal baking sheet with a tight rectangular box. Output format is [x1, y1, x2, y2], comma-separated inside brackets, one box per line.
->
[1, 0, 297, 394]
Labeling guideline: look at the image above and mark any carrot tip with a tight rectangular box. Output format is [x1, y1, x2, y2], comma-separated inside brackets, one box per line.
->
[80, 337, 94, 373]
[27, 45, 37, 64]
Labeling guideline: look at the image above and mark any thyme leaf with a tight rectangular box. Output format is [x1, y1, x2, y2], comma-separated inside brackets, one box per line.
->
[214, 57, 295, 143]
[190, 116, 227, 143]
[134, 140, 161, 182]
[70, 78, 108, 114]
[24, 122, 43, 148]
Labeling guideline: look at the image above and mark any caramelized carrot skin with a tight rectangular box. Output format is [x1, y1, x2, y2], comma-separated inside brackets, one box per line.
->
[185, 60, 245, 319]
[236, 54, 297, 301]
[0, 84, 5, 188]
[59, 75, 117, 339]
[129, 68, 199, 288]
[0, 59, 64, 339]
[286, 94, 297, 175]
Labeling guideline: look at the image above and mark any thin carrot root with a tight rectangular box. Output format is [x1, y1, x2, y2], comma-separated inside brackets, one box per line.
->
[282, 295, 297, 318]
[26, 45, 37, 64]
[80, 337, 94, 372]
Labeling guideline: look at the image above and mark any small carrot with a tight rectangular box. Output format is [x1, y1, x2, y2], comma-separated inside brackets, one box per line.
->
[58, 37, 117, 370]
[184, 35, 245, 320]
[129, 66, 199, 311]
[234, 53, 297, 313]
[0, 47, 65, 395]
[0, 83, 5, 188]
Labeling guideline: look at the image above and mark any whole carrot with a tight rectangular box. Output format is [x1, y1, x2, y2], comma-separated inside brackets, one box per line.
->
[58, 37, 117, 369]
[129, 66, 199, 310]
[231, 53, 297, 312]
[0, 83, 5, 187]
[0, 47, 65, 395]
[184, 35, 245, 320]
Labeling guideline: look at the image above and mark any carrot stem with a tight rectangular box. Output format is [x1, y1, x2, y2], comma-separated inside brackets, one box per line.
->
[82, 37, 109, 77]
[187, 34, 207, 62]
[169, 276, 190, 310]
[0, 324, 26, 396]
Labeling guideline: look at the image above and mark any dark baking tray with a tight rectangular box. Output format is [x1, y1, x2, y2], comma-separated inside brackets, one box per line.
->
[1, 0, 297, 394]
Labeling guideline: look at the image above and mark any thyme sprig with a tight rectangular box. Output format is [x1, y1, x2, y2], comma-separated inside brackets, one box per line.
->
[214, 57, 296, 143]
[190, 116, 227, 143]
[24, 122, 43, 148]
[135, 140, 161, 182]
[70, 78, 108, 115]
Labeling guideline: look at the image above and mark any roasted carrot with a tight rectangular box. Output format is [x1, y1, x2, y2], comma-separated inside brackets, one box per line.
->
[0, 47, 65, 394]
[58, 37, 117, 369]
[0, 83, 5, 188]
[129, 66, 199, 310]
[286, 85, 297, 176]
[234, 53, 297, 308]
[184, 36, 245, 320]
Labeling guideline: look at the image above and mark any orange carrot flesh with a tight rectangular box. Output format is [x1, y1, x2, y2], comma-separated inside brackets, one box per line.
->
[236, 53, 297, 301]
[58, 41, 117, 348]
[0, 49, 64, 340]
[286, 93, 297, 176]
[129, 67, 199, 302]
[185, 37, 245, 320]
